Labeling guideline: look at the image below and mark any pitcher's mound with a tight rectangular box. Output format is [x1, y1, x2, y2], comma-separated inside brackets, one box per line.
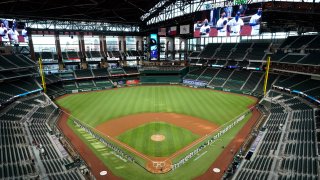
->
[151, 134, 165, 142]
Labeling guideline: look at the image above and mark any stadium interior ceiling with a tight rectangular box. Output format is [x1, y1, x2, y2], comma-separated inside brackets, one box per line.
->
[0, 0, 161, 24]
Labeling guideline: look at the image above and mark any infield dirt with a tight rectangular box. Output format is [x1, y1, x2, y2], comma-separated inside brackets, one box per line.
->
[95, 112, 219, 137]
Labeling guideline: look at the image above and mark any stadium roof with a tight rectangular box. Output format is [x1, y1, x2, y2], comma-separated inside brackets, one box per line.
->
[0, 0, 160, 24]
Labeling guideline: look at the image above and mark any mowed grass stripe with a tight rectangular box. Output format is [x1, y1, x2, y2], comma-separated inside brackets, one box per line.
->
[155, 122, 162, 156]
[165, 123, 175, 157]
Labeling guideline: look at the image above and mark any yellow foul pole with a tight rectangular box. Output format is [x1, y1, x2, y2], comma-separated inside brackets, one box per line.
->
[38, 58, 47, 93]
[263, 56, 271, 97]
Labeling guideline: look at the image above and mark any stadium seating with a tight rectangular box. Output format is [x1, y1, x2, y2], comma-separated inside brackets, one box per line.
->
[289, 35, 317, 49]
[36, 74, 62, 85]
[279, 54, 307, 63]
[209, 69, 234, 87]
[189, 59, 199, 64]
[63, 82, 78, 91]
[214, 43, 236, 60]
[0, 77, 42, 106]
[140, 66, 185, 74]
[183, 67, 206, 80]
[273, 74, 320, 99]
[140, 75, 181, 84]
[223, 70, 251, 90]
[37, 52, 54, 60]
[46, 83, 66, 97]
[91, 51, 104, 58]
[188, 51, 201, 59]
[228, 43, 252, 61]
[279, 36, 300, 49]
[298, 52, 320, 65]
[92, 68, 109, 77]
[127, 50, 143, 57]
[198, 43, 220, 59]
[274, 74, 306, 88]
[108, 51, 122, 59]
[0, 54, 35, 70]
[74, 69, 93, 78]
[0, 94, 84, 179]
[188, 42, 273, 62]
[0, 68, 38, 81]
[61, 52, 68, 60]
[67, 51, 81, 59]
[270, 51, 287, 62]
[234, 93, 318, 180]
[306, 36, 320, 50]
[197, 68, 220, 82]
[248, 62, 261, 67]
[123, 67, 139, 74]
[245, 43, 270, 61]
[253, 73, 278, 95]
[94, 79, 113, 88]
[198, 59, 207, 64]
[77, 80, 95, 89]
[58, 72, 75, 80]
[241, 72, 264, 92]
[109, 68, 126, 76]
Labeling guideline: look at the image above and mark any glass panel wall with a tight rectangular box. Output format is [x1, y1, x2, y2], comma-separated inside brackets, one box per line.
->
[106, 36, 119, 51]
[84, 36, 101, 62]
[32, 34, 59, 73]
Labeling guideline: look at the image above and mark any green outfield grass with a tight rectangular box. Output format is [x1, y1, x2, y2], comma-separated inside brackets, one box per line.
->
[57, 86, 256, 179]
[56, 86, 255, 127]
[117, 122, 199, 157]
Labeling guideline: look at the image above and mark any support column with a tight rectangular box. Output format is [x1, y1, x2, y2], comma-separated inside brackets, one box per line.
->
[180, 38, 187, 61]
[141, 37, 146, 64]
[54, 33, 64, 70]
[166, 37, 174, 61]
[184, 38, 188, 64]
[28, 32, 36, 61]
[118, 36, 127, 66]
[78, 34, 87, 69]
[136, 36, 143, 65]
[99, 35, 108, 68]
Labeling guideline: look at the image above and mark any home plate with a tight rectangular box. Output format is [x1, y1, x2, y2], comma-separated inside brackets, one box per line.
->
[100, 171, 107, 176]
[213, 168, 221, 173]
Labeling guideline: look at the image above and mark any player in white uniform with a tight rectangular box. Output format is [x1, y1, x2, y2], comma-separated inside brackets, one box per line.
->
[200, 19, 210, 37]
[216, 12, 228, 36]
[22, 28, 28, 42]
[227, 11, 244, 36]
[249, 8, 262, 36]
[0, 23, 9, 41]
[8, 28, 19, 44]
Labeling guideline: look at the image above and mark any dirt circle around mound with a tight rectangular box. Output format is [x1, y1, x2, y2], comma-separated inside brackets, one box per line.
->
[151, 134, 166, 142]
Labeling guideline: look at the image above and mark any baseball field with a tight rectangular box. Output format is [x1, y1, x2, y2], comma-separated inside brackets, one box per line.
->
[56, 85, 258, 179]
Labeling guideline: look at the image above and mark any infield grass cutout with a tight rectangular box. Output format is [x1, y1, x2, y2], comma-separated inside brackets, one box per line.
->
[117, 121, 200, 157]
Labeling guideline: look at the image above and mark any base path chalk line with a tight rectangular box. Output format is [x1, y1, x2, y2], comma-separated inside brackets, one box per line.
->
[62, 110, 156, 163]
[194, 151, 208, 161]
[61, 106, 254, 166]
